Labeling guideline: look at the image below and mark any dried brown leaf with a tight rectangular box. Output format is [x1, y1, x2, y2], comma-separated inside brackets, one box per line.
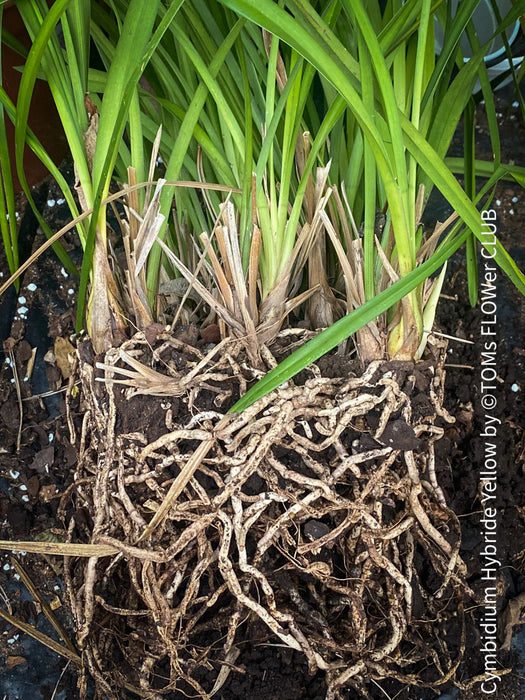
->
[54, 337, 75, 379]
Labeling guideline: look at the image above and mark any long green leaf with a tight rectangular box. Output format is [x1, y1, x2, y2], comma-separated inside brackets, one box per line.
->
[463, 97, 478, 306]
[77, 0, 172, 331]
[0, 5, 18, 279]
[402, 115, 525, 294]
[12, 0, 77, 274]
[90, 1, 161, 191]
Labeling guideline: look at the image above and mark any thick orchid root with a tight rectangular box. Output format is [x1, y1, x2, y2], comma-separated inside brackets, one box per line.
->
[64, 330, 469, 698]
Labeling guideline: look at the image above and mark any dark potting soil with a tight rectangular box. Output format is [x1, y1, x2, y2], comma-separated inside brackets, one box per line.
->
[0, 98, 524, 699]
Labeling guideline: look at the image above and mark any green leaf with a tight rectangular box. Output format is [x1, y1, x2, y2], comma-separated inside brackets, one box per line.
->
[90, 0, 162, 191]
[402, 116, 525, 295]
[78, 0, 176, 331]
[463, 98, 478, 306]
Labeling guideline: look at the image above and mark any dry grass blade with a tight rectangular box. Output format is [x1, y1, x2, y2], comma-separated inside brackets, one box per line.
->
[319, 208, 361, 310]
[301, 168, 340, 329]
[415, 183, 425, 228]
[168, 189, 235, 333]
[96, 349, 185, 395]
[0, 607, 81, 664]
[320, 210, 383, 362]
[137, 416, 231, 542]
[132, 178, 166, 276]
[209, 647, 241, 697]
[3, 341, 23, 453]
[282, 285, 321, 318]
[375, 234, 400, 284]
[417, 210, 459, 263]
[10, 557, 78, 656]
[145, 125, 163, 208]
[156, 237, 246, 335]
[199, 232, 235, 311]
[248, 225, 262, 325]
[25, 346, 37, 381]
[263, 29, 287, 91]
[285, 182, 332, 283]
[338, 183, 361, 240]
[217, 202, 259, 359]
[89, 240, 126, 354]
[0, 541, 119, 557]
[121, 167, 155, 329]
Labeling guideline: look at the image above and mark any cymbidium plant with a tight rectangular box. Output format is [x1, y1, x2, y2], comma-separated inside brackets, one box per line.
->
[3, 0, 525, 373]
[84, 0, 525, 400]
[2, 1, 525, 696]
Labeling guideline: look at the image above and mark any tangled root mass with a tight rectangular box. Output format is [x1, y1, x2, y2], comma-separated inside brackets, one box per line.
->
[63, 329, 469, 699]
